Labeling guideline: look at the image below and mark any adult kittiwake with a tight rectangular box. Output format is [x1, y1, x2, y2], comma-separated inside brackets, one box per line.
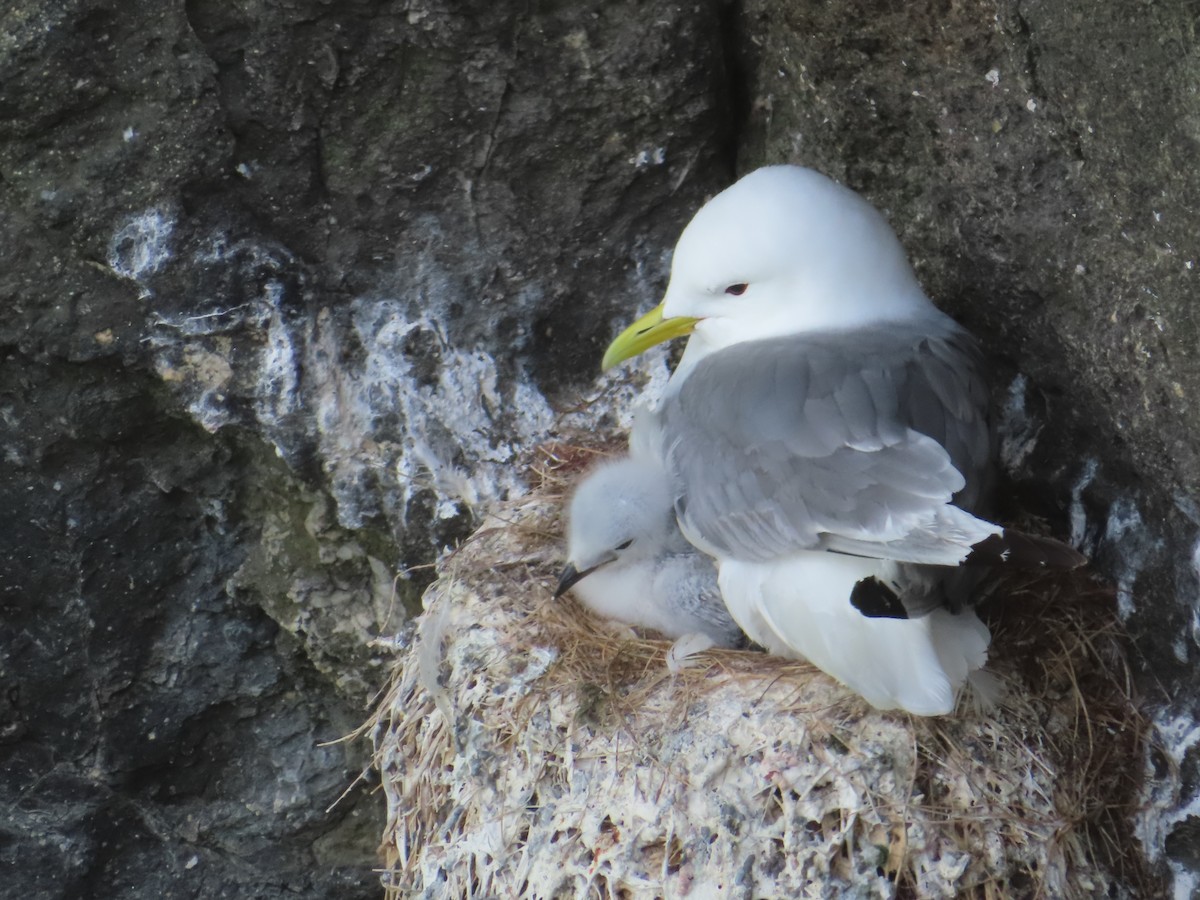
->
[602, 165, 1084, 715]
[556, 456, 746, 655]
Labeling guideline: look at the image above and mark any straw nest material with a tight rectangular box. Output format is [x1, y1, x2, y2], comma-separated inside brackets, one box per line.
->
[368, 441, 1158, 898]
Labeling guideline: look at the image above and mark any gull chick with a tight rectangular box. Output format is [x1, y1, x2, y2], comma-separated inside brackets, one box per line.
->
[556, 456, 745, 654]
[603, 165, 1084, 715]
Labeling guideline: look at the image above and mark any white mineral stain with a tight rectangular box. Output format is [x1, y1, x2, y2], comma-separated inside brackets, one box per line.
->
[142, 235, 295, 433]
[1191, 537, 1200, 652]
[1069, 458, 1098, 548]
[338, 298, 553, 525]
[1137, 708, 1200, 900]
[256, 283, 300, 421]
[996, 374, 1040, 472]
[630, 147, 666, 167]
[107, 208, 175, 290]
[1104, 498, 1160, 620]
[147, 222, 672, 546]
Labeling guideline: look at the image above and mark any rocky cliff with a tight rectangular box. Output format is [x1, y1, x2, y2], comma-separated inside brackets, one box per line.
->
[3, 0, 1197, 896]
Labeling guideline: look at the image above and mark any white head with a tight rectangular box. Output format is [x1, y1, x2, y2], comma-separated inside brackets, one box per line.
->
[556, 457, 681, 597]
[662, 166, 932, 348]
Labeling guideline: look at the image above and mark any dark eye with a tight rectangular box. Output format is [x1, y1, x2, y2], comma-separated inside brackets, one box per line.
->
[724, 283, 748, 296]
[615, 539, 633, 550]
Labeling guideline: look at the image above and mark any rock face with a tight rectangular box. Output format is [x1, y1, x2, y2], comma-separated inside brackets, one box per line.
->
[3, 0, 1200, 894]
[733, 1, 1200, 888]
[1, 0, 729, 897]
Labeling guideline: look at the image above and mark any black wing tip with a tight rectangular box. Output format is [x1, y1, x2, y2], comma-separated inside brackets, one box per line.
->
[850, 576, 910, 619]
[966, 530, 1088, 570]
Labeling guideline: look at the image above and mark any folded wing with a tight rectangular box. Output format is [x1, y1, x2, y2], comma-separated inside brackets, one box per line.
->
[657, 321, 993, 565]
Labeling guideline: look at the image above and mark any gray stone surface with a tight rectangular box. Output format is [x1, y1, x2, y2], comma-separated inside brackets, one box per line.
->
[5, 0, 1200, 894]
[1, 0, 730, 896]
[736, 0, 1200, 889]
[0, 363, 380, 898]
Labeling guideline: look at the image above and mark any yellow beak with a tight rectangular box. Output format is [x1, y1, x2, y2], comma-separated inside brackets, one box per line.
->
[600, 303, 700, 371]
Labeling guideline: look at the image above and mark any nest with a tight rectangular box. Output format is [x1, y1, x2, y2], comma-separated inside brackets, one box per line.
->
[368, 441, 1159, 898]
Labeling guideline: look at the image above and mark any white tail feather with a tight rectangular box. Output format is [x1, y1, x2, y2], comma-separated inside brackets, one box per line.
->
[719, 554, 990, 716]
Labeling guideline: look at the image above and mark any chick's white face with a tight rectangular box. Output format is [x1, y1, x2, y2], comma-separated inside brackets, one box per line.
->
[660, 166, 929, 346]
[566, 459, 677, 575]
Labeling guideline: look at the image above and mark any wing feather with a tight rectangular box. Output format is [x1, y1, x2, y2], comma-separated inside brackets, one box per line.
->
[659, 319, 990, 563]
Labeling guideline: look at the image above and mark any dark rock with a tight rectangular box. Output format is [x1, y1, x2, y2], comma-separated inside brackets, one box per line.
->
[737, 0, 1200, 886]
[8, 0, 1199, 892]
[1, 0, 729, 896]
[0, 360, 378, 898]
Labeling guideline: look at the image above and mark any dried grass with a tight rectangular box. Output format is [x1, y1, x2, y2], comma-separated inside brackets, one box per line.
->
[366, 440, 1160, 899]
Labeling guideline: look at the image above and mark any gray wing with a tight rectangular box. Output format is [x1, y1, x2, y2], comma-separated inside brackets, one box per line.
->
[660, 320, 990, 563]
